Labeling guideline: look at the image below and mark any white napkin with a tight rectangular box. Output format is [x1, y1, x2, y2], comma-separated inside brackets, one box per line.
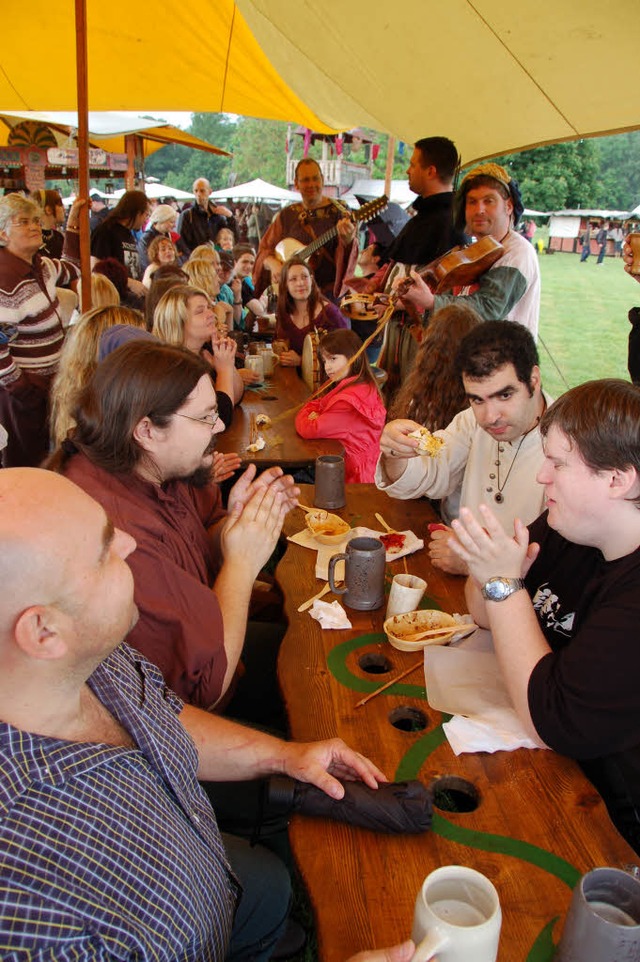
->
[442, 710, 544, 755]
[308, 599, 352, 629]
[425, 633, 547, 754]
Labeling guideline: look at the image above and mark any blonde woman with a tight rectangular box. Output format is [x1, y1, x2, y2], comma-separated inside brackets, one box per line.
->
[49, 305, 145, 445]
[75, 273, 120, 312]
[183, 257, 232, 332]
[152, 284, 245, 427]
[190, 244, 219, 263]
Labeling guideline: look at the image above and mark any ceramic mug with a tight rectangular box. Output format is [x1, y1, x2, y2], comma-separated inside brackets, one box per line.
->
[554, 867, 640, 961]
[386, 573, 427, 619]
[272, 338, 290, 356]
[314, 455, 346, 510]
[328, 537, 385, 611]
[411, 865, 501, 962]
[244, 354, 264, 383]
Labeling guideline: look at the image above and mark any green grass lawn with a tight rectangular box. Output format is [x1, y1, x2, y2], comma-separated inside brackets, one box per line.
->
[537, 251, 635, 398]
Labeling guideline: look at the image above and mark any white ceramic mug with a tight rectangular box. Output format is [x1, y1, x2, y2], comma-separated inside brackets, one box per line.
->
[244, 354, 264, 383]
[386, 573, 427, 619]
[411, 866, 501, 962]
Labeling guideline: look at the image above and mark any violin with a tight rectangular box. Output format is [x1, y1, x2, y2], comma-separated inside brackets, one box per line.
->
[396, 235, 505, 299]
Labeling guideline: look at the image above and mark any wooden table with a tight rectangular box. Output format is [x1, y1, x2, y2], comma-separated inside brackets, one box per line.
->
[277, 485, 636, 962]
[215, 364, 343, 470]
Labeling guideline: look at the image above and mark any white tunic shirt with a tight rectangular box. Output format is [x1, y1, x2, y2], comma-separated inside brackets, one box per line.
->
[375, 393, 553, 532]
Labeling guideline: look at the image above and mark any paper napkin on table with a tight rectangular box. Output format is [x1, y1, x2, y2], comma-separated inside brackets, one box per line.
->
[424, 631, 548, 754]
[308, 599, 352, 629]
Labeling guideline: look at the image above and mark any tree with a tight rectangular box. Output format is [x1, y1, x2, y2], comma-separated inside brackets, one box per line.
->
[145, 113, 235, 190]
[229, 117, 289, 186]
[594, 131, 640, 209]
[481, 140, 600, 211]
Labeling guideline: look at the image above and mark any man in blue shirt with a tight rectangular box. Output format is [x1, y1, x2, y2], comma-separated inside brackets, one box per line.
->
[0, 468, 386, 961]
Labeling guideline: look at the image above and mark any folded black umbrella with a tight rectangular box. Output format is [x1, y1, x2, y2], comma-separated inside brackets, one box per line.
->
[264, 776, 432, 835]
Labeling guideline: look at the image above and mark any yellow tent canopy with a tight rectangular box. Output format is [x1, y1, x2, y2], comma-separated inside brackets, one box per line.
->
[2, 0, 638, 165]
[0, 112, 230, 158]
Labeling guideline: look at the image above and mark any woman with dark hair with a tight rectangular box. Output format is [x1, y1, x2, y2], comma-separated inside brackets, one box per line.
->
[388, 302, 482, 430]
[295, 328, 385, 482]
[90, 189, 149, 298]
[275, 256, 348, 368]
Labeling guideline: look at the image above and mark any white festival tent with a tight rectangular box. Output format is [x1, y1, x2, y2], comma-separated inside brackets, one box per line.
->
[112, 182, 195, 200]
[208, 178, 299, 202]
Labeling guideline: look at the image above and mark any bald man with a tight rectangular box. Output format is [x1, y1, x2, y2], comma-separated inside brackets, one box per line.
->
[0, 468, 386, 961]
[179, 178, 234, 254]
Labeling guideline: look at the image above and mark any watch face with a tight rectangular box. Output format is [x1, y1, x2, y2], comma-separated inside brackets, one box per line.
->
[482, 577, 522, 601]
[484, 580, 509, 601]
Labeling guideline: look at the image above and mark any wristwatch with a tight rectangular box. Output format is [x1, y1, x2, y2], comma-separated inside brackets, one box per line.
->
[481, 576, 525, 602]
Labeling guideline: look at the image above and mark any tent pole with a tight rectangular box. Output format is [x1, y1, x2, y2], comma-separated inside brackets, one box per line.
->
[125, 136, 136, 189]
[75, 0, 92, 312]
[384, 135, 395, 199]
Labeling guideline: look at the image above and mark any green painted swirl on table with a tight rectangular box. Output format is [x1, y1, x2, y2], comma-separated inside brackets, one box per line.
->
[327, 632, 577, 960]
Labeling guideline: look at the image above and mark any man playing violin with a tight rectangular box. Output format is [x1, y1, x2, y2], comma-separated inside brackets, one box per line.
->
[400, 163, 540, 340]
[252, 158, 357, 301]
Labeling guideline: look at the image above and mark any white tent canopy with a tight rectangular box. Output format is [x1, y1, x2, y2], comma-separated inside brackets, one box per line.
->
[112, 183, 195, 200]
[208, 178, 299, 202]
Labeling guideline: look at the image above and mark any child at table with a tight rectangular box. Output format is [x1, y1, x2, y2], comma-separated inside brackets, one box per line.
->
[295, 329, 386, 483]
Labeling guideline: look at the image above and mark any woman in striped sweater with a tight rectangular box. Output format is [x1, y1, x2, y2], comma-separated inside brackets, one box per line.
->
[0, 193, 83, 467]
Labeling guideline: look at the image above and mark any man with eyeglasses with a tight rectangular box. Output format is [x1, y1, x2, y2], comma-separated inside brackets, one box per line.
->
[48, 339, 296, 729]
[0, 192, 83, 467]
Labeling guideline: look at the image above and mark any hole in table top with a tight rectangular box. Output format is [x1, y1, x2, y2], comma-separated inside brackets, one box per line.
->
[430, 775, 480, 813]
[358, 653, 393, 674]
[388, 706, 428, 733]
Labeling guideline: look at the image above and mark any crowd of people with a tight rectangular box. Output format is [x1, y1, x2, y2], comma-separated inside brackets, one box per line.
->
[1, 138, 640, 961]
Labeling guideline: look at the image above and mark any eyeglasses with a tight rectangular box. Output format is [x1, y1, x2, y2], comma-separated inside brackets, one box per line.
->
[12, 216, 42, 229]
[176, 411, 220, 430]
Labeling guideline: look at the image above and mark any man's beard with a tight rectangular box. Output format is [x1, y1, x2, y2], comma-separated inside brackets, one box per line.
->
[183, 464, 214, 488]
[178, 435, 217, 488]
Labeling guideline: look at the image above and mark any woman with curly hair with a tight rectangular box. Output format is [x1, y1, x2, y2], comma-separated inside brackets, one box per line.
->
[141, 234, 179, 288]
[49, 305, 146, 446]
[388, 302, 481, 430]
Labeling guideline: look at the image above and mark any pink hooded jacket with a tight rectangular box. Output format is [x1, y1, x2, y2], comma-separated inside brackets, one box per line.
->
[295, 375, 386, 482]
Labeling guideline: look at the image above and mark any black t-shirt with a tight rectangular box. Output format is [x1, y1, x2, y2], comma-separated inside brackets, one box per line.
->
[526, 512, 640, 850]
[91, 220, 142, 280]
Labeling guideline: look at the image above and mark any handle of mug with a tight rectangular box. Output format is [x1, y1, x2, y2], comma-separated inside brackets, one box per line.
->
[410, 931, 449, 962]
[328, 554, 347, 594]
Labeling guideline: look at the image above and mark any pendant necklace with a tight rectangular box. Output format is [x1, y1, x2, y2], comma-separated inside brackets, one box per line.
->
[494, 435, 526, 504]
[493, 400, 546, 504]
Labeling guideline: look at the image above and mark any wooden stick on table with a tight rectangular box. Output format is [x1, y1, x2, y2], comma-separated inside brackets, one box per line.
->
[354, 659, 424, 709]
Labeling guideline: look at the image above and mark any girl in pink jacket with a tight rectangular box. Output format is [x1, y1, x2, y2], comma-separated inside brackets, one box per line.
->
[295, 329, 386, 482]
